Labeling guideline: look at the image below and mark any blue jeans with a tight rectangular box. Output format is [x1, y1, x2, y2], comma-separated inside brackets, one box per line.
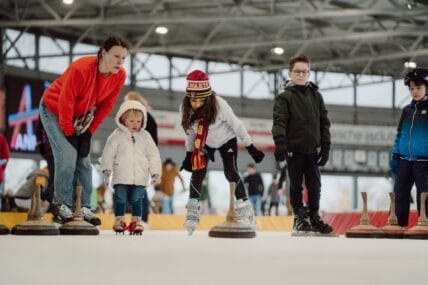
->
[161, 196, 174, 214]
[113, 184, 145, 217]
[249, 195, 261, 215]
[39, 99, 93, 208]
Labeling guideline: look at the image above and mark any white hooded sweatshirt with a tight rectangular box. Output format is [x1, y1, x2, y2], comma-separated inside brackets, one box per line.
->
[101, 100, 161, 187]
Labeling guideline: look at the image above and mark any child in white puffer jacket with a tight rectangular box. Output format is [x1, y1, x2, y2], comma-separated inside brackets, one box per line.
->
[101, 99, 161, 235]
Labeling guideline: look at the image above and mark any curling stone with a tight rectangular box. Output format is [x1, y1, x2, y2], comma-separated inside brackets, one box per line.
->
[404, 192, 428, 239]
[0, 224, 9, 235]
[60, 186, 99, 235]
[209, 183, 256, 238]
[380, 192, 404, 238]
[345, 192, 385, 238]
[11, 182, 59, 235]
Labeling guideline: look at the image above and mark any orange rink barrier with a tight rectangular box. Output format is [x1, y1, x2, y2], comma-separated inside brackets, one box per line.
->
[0, 213, 294, 231]
[322, 210, 419, 234]
[1, 211, 419, 233]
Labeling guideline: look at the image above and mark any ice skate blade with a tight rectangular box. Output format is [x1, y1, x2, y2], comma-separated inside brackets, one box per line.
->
[59, 220, 99, 235]
[311, 231, 340, 237]
[291, 230, 314, 237]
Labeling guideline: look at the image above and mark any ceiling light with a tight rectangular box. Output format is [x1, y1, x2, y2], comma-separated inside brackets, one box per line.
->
[63, 0, 73, 5]
[271, 47, 284, 55]
[155, 26, 168, 35]
[404, 61, 417, 69]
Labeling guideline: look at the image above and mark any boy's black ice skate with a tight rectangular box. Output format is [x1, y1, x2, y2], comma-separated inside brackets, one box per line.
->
[309, 213, 338, 237]
[291, 207, 312, 237]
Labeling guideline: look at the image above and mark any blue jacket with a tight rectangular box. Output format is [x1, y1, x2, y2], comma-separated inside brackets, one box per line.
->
[392, 97, 428, 161]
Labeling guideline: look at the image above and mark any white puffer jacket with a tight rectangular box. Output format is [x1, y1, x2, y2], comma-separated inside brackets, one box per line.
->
[101, 100, 161, 187]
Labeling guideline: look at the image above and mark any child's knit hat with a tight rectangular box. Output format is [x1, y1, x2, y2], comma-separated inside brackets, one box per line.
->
[185, 70, 212, 98]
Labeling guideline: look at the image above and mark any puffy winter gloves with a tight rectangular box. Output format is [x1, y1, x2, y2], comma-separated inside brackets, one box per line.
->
[78, 131, 92, 157]
[246, 144, 265, 163]
[180, 144, 265, 172]
[274, 140, 330, 167]
[180, 152, 193, 172]
[316, 149, 329, 166]
[390, 153, 400, 177]
[274, 142, 286, 162]
[66, 131, 92, 157]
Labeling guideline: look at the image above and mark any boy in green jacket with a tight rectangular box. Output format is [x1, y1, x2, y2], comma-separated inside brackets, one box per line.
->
[272, 54, 333, 235]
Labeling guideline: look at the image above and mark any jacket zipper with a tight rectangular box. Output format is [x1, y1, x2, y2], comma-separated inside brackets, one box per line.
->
[132, 134, 136, 184]
[408, 102, 418, 161]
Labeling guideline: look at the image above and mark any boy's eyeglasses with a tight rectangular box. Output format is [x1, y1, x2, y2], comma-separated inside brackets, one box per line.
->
[292, 69, 310, 75]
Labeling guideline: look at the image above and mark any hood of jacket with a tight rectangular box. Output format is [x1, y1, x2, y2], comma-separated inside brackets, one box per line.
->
[115, 100, 147, 133]
[281, 80, 319, 92]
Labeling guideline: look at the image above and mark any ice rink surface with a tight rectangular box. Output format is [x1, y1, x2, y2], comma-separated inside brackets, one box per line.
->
[1, 230, 427, 285]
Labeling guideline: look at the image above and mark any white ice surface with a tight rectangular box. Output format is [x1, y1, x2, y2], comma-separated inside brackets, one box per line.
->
[0, 230, 427, 285]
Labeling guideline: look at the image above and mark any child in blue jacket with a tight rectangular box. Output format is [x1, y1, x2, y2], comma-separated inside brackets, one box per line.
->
[390, 68, 428, 226]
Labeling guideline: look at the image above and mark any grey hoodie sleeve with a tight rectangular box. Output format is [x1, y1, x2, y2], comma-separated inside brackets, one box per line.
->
[217, 96, 252, 146]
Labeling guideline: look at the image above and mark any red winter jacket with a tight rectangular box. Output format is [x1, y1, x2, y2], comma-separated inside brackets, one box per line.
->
[0, 134, 10, 182]
[43, 56, 126, 136]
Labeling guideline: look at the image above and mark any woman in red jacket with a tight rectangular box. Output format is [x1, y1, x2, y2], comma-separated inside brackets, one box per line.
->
[39, 35, 129, 225]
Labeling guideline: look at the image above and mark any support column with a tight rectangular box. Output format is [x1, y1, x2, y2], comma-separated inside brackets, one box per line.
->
[130, 53, 136, 90]
[352, 73, 358, 124]
[353, 176, 358, 210]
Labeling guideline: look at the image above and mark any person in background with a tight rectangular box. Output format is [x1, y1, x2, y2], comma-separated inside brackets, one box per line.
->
[243, 163, 264, 216]
[39, 35, 129, 225]
[159, 158, 185, 214]
[0, 133, 10, 211]
[200, 177, 214, 214]
[390, 68, 428, 227]
[272, 54, 333, 235]
[180, 69, 265, 235]
[267, 175, 282, 216]
[35, 121, 54, 211]
[14, 167, 50, 213]
[101, 99, 161, 234]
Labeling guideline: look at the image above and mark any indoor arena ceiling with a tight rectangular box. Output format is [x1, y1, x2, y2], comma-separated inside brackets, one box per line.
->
[0, 0, 428, 78]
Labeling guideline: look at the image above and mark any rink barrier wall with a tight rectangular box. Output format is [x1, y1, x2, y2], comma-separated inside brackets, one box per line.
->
[0, 213, 294, 231]
[322, 211, 419, 234]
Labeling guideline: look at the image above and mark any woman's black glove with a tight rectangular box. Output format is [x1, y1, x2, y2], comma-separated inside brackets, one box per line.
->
[180, 152, 193, 172]
[78, 131, 92, 157]
[246, 144, 265, 163]
[66, 134, 79, 150]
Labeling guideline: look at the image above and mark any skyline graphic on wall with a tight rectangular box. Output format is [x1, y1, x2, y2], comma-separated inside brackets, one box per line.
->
[8, 84, 39, 151]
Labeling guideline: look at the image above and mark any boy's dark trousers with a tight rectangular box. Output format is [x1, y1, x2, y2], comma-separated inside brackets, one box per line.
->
[394, 160, 428, 227]
[286, 152, 321, 215]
